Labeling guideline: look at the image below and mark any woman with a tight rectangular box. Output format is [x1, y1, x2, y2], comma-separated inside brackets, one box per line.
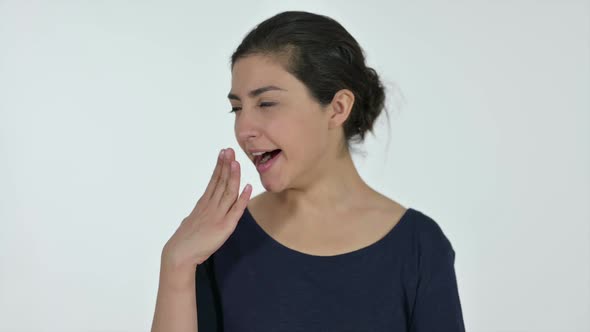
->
[151, 10, 465, 332]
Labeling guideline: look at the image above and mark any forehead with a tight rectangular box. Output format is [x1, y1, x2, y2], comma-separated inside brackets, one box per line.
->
[230, 55, 292, 91]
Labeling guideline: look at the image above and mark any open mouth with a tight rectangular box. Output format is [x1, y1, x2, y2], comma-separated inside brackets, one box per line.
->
[255, 149, 282, 166]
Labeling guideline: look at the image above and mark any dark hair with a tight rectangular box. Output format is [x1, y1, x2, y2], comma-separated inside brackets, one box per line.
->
[230, 11, 390, 154]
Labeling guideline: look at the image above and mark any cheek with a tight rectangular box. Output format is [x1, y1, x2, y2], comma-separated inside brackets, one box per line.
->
[283, 119, 327, 161]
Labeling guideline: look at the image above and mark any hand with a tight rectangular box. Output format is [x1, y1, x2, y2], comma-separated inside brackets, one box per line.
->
[162, 147, 252, 271]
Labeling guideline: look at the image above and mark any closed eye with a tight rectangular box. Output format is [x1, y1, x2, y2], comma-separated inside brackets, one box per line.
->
[229, 102, 276, 113]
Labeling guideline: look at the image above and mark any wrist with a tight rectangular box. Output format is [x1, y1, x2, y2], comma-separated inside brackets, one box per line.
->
[159, 261, 195, 291]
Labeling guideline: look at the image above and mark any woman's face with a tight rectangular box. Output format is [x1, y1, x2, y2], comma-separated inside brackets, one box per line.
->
[229, 54, 333, 193]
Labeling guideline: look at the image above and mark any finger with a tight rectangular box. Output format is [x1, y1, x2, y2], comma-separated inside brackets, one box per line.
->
[211, 148, 234, 203]
[219, 159, 240, 209]
[202, 149, 225, 201]
[226, 183, 252, 224]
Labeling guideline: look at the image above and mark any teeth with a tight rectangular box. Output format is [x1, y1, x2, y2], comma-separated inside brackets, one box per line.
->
[260, 153, 272, 163]
[250, 149, 280, 165]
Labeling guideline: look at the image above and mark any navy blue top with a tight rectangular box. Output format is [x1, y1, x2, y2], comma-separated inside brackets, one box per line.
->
[196, 206, 465, 332]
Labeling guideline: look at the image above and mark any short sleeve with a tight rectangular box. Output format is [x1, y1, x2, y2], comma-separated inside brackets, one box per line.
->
[196, 256, 223, 332]
[409, 216, 465, 332]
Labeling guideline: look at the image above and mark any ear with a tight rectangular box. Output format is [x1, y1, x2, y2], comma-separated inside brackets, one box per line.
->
[327, 89, 355, 129]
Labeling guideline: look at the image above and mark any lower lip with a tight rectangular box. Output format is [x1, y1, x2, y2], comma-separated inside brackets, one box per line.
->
[256, 151, 282, 173]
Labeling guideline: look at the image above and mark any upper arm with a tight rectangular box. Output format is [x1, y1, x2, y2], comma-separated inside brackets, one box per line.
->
[408, 217, 465, 332]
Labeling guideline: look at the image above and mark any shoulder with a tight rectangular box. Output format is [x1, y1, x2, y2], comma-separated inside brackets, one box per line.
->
[406, 208, 455, 257]
[363, 191, 455, 256]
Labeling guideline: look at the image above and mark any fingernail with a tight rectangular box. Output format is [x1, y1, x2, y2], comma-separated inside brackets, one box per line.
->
[219, 149, 225, 158]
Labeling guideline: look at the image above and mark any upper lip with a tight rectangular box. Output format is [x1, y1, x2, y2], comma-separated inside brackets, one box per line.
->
[247, 148, 275, 153]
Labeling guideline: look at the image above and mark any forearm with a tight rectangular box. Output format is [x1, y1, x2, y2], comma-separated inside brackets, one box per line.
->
[151, 259, 198, 332]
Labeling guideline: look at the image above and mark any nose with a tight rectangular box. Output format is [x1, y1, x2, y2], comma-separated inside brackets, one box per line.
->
[234, 107, 261, 142]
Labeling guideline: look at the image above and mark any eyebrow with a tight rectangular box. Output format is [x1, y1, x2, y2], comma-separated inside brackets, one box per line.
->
[227, 85, 287, 101]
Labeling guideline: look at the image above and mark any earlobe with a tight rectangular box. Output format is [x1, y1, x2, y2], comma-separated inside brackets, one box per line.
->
[328, 89, 355, 129]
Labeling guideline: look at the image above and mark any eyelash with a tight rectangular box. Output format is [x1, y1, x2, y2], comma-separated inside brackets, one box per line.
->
[229, 102, 276, 113]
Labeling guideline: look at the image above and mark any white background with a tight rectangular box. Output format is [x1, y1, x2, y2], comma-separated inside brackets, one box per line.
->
[1, 1, 588, 331]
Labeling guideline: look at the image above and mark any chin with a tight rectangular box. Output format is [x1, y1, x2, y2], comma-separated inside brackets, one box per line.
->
[261, 180, 282, 193]
[260, 175, 288, 193]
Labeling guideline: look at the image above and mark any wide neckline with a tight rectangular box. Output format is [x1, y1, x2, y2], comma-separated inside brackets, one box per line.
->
[243, 206, 414, 260]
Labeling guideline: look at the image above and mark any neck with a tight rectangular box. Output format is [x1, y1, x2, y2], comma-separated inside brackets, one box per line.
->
[273, 147, 371, 218]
